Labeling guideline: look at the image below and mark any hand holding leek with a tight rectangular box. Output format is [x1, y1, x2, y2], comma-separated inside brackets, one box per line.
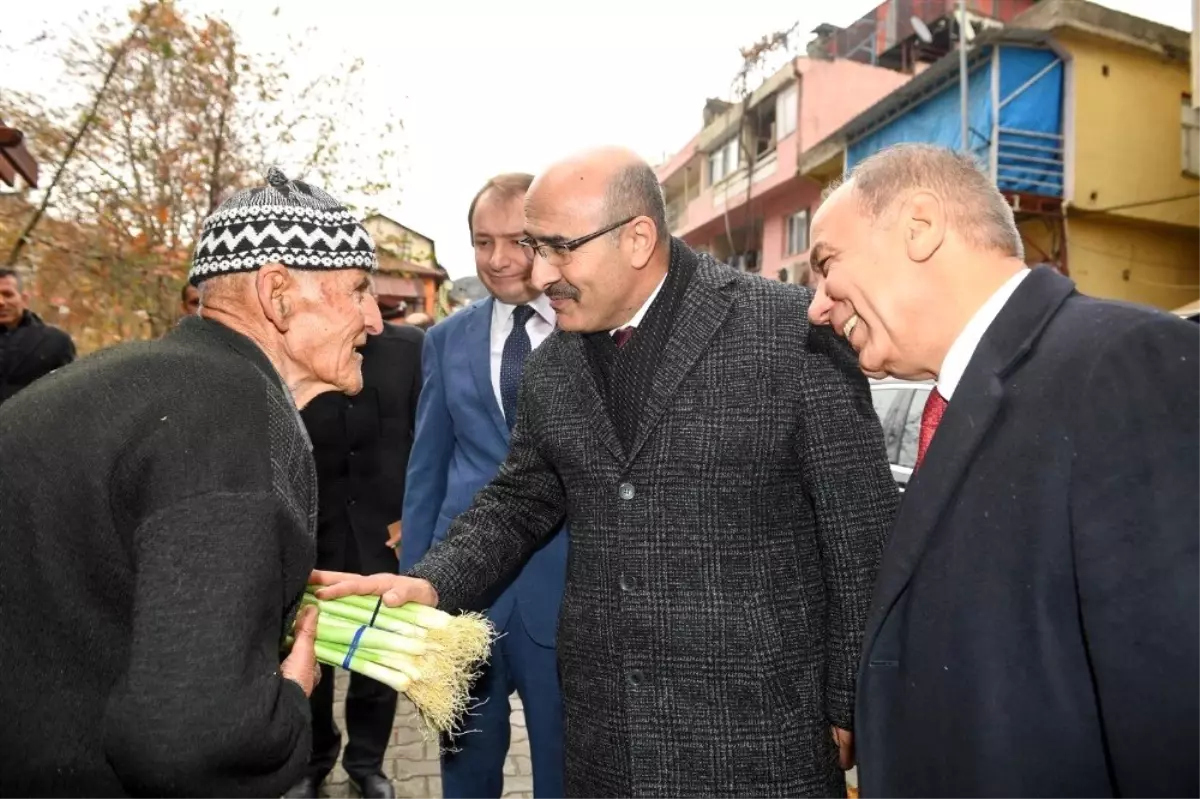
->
[293, 571, 493, 738]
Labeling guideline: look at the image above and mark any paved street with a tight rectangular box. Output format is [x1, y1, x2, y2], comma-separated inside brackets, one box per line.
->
[319, 670, 533, 799]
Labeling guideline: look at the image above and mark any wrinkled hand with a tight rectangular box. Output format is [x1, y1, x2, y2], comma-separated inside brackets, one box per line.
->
[309, 569, 438, 609]
[832, 726, 854, 770]
[281, 604, 320, 697]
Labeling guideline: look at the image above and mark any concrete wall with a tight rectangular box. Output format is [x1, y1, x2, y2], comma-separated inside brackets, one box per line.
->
[1058, 29, 1200, 229]
[1020, 215, 1199, 310]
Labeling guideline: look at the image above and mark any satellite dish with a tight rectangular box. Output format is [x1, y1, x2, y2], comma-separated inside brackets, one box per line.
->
[911, 16, 934, 44]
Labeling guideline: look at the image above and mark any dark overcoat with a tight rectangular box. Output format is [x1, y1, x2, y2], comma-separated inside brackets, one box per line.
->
[0, 309, 75, 406]
[301, 321, 423, 575]
[856, 268, 1199, 798]
[412, 242, 899, 797]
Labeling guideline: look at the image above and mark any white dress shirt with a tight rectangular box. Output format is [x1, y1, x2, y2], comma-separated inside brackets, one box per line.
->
[938, 269, 1030, 400]
[609, 273, 668, 336]
[490, 294, 557, 417]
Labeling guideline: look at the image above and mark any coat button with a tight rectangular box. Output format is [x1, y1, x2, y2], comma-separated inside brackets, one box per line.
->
[618, 483, 635, 501]
[619, 574, 637, 592]
[626, 670, 644, 688]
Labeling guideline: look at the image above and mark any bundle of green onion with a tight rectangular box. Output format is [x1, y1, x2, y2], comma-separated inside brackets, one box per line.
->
[295, 589, 495, 736]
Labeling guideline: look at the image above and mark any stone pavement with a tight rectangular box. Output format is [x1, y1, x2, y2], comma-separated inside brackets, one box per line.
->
[319, 669, 532, 799]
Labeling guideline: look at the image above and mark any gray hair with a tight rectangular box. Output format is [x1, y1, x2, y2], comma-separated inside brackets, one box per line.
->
[604, 162, 668, 250]
[828, 143, 1023, 260]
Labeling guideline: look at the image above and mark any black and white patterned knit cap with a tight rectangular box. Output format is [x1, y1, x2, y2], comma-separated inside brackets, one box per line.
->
[188, 166, 377, 285]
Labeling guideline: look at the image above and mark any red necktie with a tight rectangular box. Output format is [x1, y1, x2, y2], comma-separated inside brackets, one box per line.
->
[915, 389, 948, 471]
[612, 326, 635, 348]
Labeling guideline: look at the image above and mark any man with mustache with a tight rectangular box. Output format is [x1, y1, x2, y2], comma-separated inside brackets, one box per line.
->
[400, 173, 567, 798]
[315, 147, 898, 797]
[806, 143, 1198, 797]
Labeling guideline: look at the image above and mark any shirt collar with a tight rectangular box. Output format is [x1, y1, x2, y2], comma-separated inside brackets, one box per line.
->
[611, 273, 668, 335]
[938, 268, 1030, 400]
[493, 293, 556, 327]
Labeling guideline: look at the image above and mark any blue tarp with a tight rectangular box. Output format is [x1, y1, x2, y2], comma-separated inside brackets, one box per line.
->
[846, 45, 1064, 196]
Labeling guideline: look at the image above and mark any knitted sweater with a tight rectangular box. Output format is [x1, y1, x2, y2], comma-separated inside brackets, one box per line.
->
[0, 317, 317, 797]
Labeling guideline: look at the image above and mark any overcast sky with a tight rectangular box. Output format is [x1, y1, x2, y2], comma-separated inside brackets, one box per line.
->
[3, 0, 1193, 278]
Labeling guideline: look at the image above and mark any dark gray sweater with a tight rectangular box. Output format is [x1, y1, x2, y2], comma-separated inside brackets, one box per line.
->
[0, 317, 317, 797]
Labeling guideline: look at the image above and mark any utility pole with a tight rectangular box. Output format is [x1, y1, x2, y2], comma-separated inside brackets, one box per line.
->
[959, 0, 970, 154]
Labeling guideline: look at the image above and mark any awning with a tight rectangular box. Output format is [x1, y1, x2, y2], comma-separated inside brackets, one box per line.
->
[374, 273, 422, 299]
[0, 121, 38, 188]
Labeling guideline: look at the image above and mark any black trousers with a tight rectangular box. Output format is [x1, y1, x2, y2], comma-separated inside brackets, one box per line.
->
[307, 663, 398, 782]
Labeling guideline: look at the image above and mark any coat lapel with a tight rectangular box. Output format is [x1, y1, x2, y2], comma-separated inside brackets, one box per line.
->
[465, 299, 510, 443]
[563, 333, 627, 464]
[862, 267, 1077, 654]
[624, 253, 736, 467]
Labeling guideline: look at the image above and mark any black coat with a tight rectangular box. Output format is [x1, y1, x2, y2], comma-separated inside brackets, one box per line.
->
[0, 317, 316, 797]
[856, 268, 1200, 798]
[301, 322, 423, 576]
[412, 243, 899, 797]
[0, 309, 75, 406]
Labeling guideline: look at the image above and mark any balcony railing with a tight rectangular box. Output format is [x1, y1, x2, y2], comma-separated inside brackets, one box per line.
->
[993, 127, 1064, 197]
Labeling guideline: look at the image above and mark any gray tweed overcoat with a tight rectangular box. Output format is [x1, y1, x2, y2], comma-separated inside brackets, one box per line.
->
[411, 241, 898, 797]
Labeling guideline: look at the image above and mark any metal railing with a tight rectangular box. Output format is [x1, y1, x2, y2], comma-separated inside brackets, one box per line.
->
[993, 127, 1064, 196]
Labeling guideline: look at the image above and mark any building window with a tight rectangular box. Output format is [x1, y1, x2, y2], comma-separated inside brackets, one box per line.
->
[1183, 94, 1199, 178]
[785, 210, 809, 256]
[709, 137, 741, 185]
[777, 84, 798, 140]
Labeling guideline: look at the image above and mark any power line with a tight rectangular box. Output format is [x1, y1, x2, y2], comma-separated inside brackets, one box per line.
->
[1079, 192, 1200, 213]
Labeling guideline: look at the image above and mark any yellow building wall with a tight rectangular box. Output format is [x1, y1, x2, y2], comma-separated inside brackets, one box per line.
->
[1020, 216, 1199, 309]
[363, 217, 436, 267]
[1060, 30, 1200, 229]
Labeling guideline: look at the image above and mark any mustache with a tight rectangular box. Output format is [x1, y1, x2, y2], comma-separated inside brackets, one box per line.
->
[545, 281, 580, 302]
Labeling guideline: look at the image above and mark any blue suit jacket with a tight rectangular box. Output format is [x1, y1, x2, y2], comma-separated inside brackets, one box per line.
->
[400, 298, 567, 646]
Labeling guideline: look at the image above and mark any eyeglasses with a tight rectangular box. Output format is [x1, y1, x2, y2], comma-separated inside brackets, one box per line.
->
[518, 217, 636, 267]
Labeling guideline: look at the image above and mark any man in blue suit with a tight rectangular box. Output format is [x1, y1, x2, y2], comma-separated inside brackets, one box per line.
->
[400, 172, 567, 799]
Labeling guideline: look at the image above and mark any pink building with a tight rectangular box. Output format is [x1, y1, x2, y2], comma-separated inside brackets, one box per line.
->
[657, 58, 911, 285]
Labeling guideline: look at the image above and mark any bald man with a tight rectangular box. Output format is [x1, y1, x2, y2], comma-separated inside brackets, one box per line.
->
[809, 143, 1198, 797]
[313, 147, 898, 797]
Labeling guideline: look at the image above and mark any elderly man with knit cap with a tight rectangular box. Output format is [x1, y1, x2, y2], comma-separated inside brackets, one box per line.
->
[0, 168, 382, 797]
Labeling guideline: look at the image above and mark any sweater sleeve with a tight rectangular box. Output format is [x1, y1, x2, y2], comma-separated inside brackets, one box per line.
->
[103, 490, 312, 798]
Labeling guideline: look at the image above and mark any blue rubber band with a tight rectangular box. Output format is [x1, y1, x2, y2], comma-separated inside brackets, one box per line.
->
[342, 626, 368, 668]
[342, 598, 386, 669]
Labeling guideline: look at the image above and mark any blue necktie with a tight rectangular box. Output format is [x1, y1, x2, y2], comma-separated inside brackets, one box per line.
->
[500, 305, 535, 430]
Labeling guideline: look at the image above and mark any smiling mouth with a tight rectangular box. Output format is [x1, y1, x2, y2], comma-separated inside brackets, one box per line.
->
[842, 314, 859, 340]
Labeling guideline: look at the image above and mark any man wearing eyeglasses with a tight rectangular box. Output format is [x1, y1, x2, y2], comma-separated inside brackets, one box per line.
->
[400, 173, 567, 798]
[314, 147, 897, 798]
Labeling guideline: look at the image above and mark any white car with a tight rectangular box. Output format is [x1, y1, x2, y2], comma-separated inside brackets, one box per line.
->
[869, 377, 934, 493]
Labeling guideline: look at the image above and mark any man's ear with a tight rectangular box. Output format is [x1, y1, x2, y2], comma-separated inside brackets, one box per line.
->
[902, 190, 946, 263]
[627, 217, 658, 270]
[256, 264, 293, 333]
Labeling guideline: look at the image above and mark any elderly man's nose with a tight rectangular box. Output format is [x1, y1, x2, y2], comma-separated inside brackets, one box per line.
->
[363, 294, 384, 335]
